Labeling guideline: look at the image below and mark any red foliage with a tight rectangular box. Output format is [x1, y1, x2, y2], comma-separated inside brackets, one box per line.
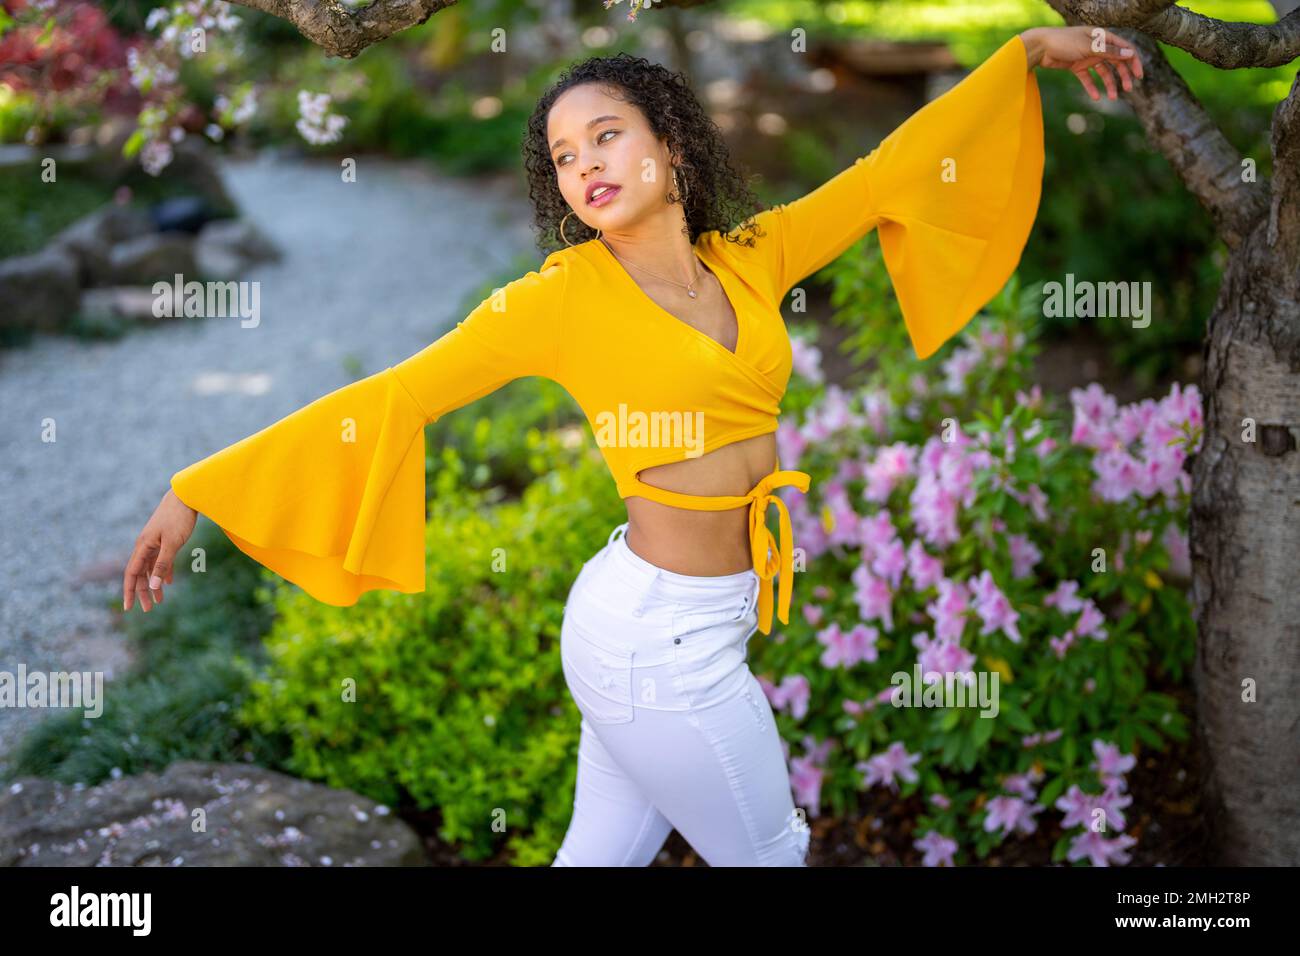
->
[0, 0, 143, 113]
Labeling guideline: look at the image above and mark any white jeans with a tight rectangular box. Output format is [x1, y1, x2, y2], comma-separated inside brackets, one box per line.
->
[552, 521, 810, 867]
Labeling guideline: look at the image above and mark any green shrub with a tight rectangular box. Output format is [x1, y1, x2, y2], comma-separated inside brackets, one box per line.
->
[237, 439, 626, 865]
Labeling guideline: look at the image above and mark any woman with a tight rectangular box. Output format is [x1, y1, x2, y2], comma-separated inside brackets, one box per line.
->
[123, 25, 1142, 866]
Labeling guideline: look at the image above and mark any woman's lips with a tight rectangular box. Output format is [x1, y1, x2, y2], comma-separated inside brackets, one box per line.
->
[588, 185, 621, 207]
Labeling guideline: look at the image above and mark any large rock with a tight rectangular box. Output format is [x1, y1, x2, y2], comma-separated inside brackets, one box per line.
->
[50, 204, 154, 287]
[107, 232, 197, 285]
[196, 217, 282, 279]
[0, 760, 427, 866]
[0, 246, 80, 333]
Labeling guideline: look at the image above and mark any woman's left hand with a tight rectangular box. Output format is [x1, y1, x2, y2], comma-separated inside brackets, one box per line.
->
[1020, 25, 1145, 101]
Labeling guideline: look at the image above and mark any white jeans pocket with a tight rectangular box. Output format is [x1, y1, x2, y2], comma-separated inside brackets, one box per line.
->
[560, 616, 635, 725]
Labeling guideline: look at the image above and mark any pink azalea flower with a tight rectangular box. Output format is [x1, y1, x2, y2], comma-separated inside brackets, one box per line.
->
[775, 420, 807, 474]
[1056, 783, 1133, 832]
[968, 570, 1022, 643]
[925, 578, 970, 642]
[983, 795, 1043, 837]
[1045, 580, 1086, 614]
[1075, 600, 1108, 641]
[857, 509, 899, 559]
[1091, 739, 1136, 778]
[789, 756, 824, 816]
[915, 830, 959, 867]
[1067, 830, 1137, 866]
[857, 742, 921, 792]
[817, 622, 880, 669]
[913, 631, 977, 686]
[871, 537, 908, 590]
[789, 335, 824, 384]
[863, 442, 918, 503]
[763, 674, 811, 721]
[1050, 630, 1076, 659]
[851, 564, 895, 632]
[1002, 772, 1038, 801]
[907, 540, 945, 590]
[1007, 533, 1042, 580]
[1015, 384, 1044, 410]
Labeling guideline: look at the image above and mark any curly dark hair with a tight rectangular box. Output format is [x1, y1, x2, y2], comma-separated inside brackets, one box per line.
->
[522, 51, 768, 257]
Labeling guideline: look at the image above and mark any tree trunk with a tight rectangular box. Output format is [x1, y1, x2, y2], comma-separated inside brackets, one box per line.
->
[1190, 215, 1300, 865]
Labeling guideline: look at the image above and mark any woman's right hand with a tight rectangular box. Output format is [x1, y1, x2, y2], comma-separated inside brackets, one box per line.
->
[123, 488, 198, 612]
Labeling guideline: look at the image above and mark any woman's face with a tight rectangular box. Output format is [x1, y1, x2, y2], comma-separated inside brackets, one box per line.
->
[546, 82, 675, 234]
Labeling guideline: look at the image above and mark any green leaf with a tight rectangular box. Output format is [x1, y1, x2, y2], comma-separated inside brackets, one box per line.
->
[122, 129, 146, 159]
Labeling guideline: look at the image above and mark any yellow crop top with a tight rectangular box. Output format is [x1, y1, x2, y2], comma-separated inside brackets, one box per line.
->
[170, 34, 1043, 636]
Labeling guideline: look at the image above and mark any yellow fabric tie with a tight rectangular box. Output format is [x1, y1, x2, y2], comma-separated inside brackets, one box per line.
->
[746, 468, 812, 635]
[618, 457, 812, 636]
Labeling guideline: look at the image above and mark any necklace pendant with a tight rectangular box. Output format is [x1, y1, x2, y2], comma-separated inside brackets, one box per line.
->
[688, 289, 697, 298]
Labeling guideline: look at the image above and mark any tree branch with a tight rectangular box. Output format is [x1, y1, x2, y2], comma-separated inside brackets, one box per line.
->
[226, 0, 457, 59]
[1058, 1, 1300, 68]
[1267, 71, 1300, 261]
[1046, 3, 1271, 248]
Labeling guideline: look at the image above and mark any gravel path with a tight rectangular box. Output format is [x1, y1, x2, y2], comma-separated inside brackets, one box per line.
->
[0, 152, 545, 773]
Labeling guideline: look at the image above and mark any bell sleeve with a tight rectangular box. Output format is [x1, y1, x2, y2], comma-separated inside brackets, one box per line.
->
[169, 258, 568, 605]
[754, 33, 1044, 360]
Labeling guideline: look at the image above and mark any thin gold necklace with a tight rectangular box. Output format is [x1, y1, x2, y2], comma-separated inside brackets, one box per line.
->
[601, 237, 704, 298]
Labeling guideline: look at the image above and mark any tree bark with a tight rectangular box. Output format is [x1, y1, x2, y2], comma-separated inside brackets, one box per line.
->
[1046, 0, 1300, 865]
[1190, 214, 1300, 865]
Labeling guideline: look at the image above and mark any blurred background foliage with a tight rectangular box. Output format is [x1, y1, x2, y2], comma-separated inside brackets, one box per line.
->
[2, 0, 1285, 382]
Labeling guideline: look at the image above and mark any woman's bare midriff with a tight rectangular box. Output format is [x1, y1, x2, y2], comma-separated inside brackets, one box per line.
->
[622, 430, 777, 576]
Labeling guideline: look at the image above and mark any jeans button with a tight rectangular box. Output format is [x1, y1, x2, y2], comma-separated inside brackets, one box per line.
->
[674, 638, 681, 644]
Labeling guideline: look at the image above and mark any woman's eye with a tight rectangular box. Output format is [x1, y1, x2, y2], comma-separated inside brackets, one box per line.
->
[555, 130, 619, 166]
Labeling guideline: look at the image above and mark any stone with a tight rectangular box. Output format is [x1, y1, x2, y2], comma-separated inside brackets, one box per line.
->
[0, 246, 80, 333]
[78, 287, 165, 323]
[195, 217, 282, 279]
[0, 760, 427, 866]
[106, 233, 197, 285]
[50, 204, 154, 287]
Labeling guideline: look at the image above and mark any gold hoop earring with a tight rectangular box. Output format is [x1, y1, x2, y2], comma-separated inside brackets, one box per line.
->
[671, 166, 689, 205]
[560, 211, 601, 247]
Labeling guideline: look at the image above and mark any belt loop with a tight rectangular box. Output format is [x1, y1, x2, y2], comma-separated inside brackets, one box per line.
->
[631, 567, 658, 618]
[607, 521, 629, 546]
